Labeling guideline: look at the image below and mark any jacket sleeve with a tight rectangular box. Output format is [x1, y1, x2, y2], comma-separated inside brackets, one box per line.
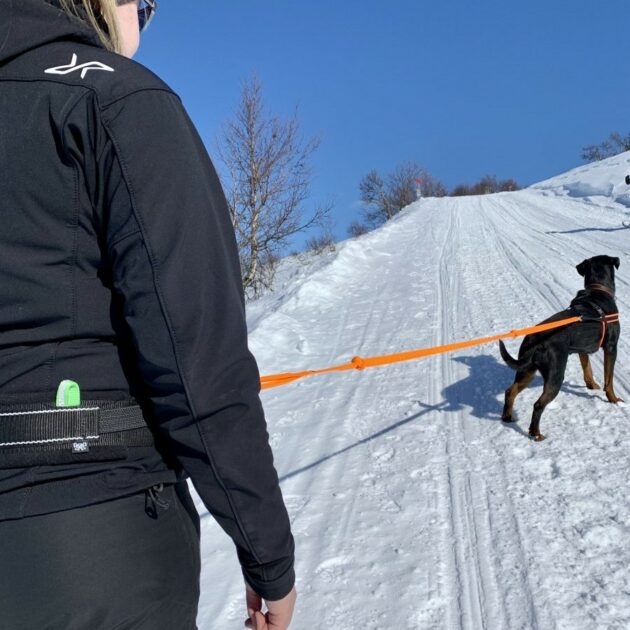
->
[89, 88, 295, 601]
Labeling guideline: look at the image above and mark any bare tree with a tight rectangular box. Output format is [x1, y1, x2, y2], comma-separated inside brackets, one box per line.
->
[359, 169, 394, 226]
[498, 178, 520, 192]
[347, 220, 370, 238]
[305, 230, 336, 254]
[450, 175, 520, 196]
[359, 162, 445, 228]
[450, 184, 471, 197]
[422, 177, 448, 198]
[217, 77, 328, 296]
[582, 131, 630, 162]
[387, 162, 422, 210]
[471, 175, 499, 195]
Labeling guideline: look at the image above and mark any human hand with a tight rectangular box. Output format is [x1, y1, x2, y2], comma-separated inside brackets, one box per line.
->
[244, 581, 297, 630]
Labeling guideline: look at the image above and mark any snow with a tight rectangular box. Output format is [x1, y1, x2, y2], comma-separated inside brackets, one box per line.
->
[532, 151, 630, 211]
[194, 154, 630, 629]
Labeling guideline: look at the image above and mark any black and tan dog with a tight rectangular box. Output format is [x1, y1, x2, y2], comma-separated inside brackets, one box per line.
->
[499, 255, 622, 441]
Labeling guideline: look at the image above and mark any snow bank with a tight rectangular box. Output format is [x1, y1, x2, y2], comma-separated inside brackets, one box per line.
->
[532, 151, 630, 208]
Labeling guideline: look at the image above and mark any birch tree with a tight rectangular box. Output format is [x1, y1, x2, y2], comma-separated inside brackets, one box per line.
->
[217, 77, 327, 296]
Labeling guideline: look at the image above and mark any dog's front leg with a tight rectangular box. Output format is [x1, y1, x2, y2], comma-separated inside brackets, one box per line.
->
[579, 353, 601, 389]
[603, 348, 624, 403]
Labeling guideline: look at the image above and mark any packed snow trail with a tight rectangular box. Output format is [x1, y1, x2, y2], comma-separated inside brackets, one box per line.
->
[194, 155, 630, 629]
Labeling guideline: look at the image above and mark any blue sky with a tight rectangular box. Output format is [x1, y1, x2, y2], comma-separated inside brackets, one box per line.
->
[136, 0, 629, 245]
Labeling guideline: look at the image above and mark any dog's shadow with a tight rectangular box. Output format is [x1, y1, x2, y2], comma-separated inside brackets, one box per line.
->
[440, 354, 516, 418]
[434, 354, 602, 433]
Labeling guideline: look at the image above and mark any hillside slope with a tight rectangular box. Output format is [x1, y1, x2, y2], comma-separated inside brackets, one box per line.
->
[196, 154, 630, 630]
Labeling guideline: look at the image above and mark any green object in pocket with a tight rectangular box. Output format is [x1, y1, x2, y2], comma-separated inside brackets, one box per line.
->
[55, 379, 81, 407]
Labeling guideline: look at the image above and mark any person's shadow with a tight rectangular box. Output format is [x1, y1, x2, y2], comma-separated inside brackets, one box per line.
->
[546, 224, 629, 235]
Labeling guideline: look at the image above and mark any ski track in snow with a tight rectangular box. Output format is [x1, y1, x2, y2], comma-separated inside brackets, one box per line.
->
[194, 156, 630, 630]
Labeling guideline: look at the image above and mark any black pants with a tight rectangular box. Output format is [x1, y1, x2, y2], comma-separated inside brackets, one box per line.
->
[0, 481, 201, 630]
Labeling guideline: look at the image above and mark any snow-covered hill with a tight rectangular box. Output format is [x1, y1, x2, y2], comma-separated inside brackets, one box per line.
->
[195, 153, 630, 630]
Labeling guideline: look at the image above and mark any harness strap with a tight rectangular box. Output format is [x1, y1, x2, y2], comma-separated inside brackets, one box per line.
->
[598, 313, 620, 348]
[582, 285, 617, 347]
[572, 305, 619, 349]
[599, 319, 607, 349]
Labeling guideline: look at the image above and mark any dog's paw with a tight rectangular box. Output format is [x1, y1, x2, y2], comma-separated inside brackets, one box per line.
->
[585, 381, 601, 390]
[529, 432, 546, 442]
[501, 415, 514, 423]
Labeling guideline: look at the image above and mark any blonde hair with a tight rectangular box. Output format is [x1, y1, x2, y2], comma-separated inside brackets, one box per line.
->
[54, 0, 123, 54]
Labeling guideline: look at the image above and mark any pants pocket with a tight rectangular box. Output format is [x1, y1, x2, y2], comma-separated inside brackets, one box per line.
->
[0, 487, 200, 630]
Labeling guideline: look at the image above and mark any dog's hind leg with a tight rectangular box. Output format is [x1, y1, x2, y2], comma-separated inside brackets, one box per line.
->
[529, 354, 567, 442]
[502, 369, 536, 422]
[579, 353, 600, 390]
[604, 348, 624, 403]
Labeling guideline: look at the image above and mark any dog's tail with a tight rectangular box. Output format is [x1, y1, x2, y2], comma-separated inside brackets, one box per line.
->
[499, 340, 533, 371]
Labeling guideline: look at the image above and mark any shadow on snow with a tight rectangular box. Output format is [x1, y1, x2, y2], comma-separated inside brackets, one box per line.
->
[278, 352, 603, 482]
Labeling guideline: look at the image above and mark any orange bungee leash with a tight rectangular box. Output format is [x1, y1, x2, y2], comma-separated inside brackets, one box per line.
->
[260, 313, 619, 390]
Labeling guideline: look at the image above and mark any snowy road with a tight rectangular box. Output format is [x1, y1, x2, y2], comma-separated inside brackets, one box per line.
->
[195, 155, 630, 629]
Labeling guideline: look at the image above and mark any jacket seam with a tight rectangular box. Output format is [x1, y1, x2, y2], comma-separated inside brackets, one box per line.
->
[0, 76, 181, 109]
[47, 342, 61, 394]
[60, 92, 101, 337]
[42, 88, 90, 340]
[71, 156, 80, 338]
[58, 90, 92, 135]
[108, 227, 142, 249]
[98, 113, 264, 567]
[99, 87, 181, 110]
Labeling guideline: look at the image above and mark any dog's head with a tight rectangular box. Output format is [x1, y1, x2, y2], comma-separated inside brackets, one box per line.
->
[576, 255, 620, 293]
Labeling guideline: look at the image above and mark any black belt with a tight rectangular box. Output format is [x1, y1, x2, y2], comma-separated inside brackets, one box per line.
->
[0, 399, 156, 469]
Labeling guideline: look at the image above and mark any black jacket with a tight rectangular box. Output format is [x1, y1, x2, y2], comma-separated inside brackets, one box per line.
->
[0, 0, 295, 601]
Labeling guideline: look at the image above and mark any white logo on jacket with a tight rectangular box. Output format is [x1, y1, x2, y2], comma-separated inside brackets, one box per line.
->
[45, 53, 114, 79]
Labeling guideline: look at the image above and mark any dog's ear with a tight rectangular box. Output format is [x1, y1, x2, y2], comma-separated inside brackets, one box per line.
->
[576, 259, 590, 277]
[612, 256, 620, 269]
